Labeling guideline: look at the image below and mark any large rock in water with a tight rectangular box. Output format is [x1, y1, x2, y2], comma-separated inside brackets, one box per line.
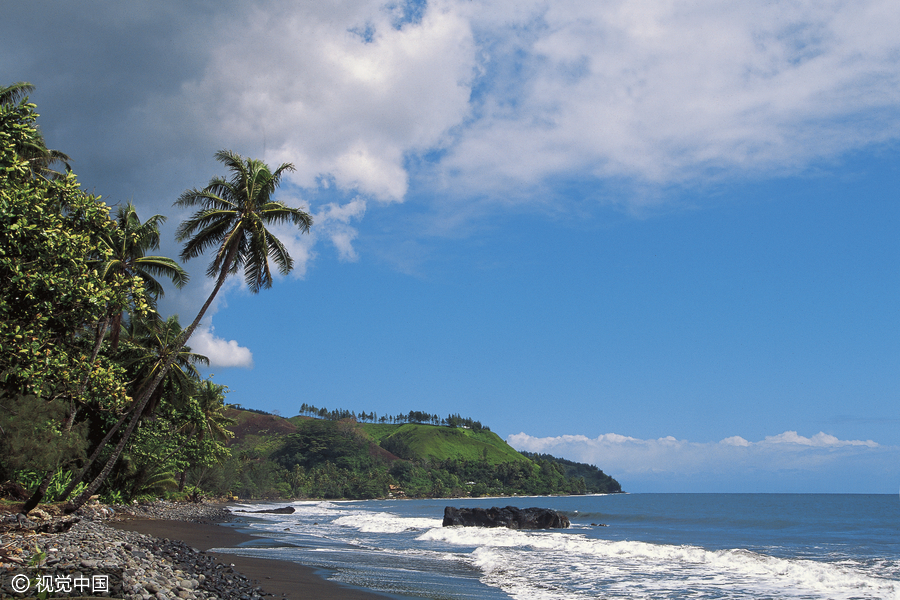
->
[442, 506, 570, 529]
[240, 506, 295, 514]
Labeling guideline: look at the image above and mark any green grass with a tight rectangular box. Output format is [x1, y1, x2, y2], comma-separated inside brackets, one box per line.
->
[361, 423, 530, 465]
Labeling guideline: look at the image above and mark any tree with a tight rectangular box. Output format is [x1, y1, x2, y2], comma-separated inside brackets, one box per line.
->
[176, 378, 234, 492]
[97, 203, 188, 349]
[0, 91, 143, 510]
[0, 82, 70, 179]
[0, 82, 35, 105]
[58, 313, 208, 501]
[66, 150, 312, 512]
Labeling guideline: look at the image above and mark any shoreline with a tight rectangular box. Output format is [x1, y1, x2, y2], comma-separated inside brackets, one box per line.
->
[110, 515, 395, 600]
[0, 500, 395, 600]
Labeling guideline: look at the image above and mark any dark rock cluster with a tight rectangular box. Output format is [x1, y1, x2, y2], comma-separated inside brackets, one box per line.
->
[0, 502, 273, 600]
[442, 505, 570, 529]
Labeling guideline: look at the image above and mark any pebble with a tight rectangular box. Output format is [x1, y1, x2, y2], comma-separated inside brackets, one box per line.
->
[0, 501, 270, 600]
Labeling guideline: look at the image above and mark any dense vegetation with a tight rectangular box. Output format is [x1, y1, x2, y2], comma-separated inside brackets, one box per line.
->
[0, 83, 311, 511]
[191, 409, 622, 499]
[519, 452, 622, 494]
[0, 83, 621, 509]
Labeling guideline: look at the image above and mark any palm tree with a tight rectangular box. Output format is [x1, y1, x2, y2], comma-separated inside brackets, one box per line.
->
[0, 81, 35, 105]
[98, 203, 189, 349]
[65, 150, 312, 512]
[58, 313, 208, 501]
[118, 313, 208, 416]
[0, 81, 71, 179]
[177, 378, 235, 492]
[185, 379, 234, 442]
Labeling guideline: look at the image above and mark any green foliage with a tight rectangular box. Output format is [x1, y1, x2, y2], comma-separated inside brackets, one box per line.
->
[1, 396, 88, 478]
[370, 423, 528, 465]
[520, 452, 622, 493]
[174, 149, 311, 293]
[16, 469, 87, 502]
[0, 94, 145, 480]
[0, 100, 141, 402]
[100, 489, 125, 505]
[296, 404, 489, 431]
[195, 409, 621, 500]
[272, 419, 375, 472]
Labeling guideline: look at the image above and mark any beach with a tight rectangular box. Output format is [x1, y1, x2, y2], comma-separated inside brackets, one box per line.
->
[0, 500, 392, 600]
[111, 516, 393, 600]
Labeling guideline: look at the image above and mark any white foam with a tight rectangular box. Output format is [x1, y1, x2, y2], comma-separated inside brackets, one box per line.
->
[333, 512, 442, 533]
[434, 530, 900, 600]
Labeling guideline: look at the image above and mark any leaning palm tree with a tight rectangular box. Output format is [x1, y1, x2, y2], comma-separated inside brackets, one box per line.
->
[98, 203, 189, 349]
[58, 313, 207, 501]
[118, 313, 208, 416]
[65, 150, 312, 512]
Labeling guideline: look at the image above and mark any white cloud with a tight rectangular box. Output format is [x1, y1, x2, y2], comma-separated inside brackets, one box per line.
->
[173, 0, 476, 203]
[762, 430, 879, 448]
[441, 0, 900, 199]
[507, 430, 894, 492]
[189, 324, 254, 369]
[10, 0, 900, 274]
[315, 198, 368, 261]
[156, 0, 900, 232]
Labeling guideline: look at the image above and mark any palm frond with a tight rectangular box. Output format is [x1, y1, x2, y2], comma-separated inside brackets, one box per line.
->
[135, 256, 189, 290]
[175, 149, 310, 295]
[0, 81, 36, 105]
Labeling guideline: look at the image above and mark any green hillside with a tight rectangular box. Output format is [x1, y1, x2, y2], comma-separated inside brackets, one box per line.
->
[192, 407, 621, 500]
[362, 423, 530, 464]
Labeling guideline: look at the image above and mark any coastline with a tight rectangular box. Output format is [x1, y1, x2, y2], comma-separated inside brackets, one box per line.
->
[0, 500, 394, 600]
[110, 516, 395, 600]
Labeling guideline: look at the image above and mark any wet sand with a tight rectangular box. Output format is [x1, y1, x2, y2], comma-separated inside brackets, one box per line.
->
[111, 518, 393, 600]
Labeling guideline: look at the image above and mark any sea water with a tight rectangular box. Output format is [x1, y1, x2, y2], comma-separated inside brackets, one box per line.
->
[216, 494, 900, 599]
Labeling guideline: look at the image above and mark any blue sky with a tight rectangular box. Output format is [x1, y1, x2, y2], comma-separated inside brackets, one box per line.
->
[3, 0, 898, 493]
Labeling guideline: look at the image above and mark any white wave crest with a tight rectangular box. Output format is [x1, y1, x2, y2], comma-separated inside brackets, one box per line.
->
[422, 527, 898, 599]
[333, 512, 442, 534]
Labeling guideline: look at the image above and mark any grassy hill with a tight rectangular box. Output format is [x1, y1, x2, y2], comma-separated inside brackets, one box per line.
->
[201, 407, 621, 500]
[362, 423, 531, 465]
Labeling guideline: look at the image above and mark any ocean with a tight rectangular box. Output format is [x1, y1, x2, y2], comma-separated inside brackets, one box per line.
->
[217, 494, 900, 599]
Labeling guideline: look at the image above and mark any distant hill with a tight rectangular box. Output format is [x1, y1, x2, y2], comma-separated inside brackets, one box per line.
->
[199, 408, 622, 500]
[362, 423, 530, 465]
[520, 451, 622, 494]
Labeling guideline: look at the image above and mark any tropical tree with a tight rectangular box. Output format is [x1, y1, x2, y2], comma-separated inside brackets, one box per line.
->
[66, 150, 312, 512]
[183, 379, 233, 442]
[176, 378, 234, 492]
[0, 82, 70, 179]
[97, 203, 188, 349]
[0, 91, 142, 512]
[0, 82, 34, 105]
[59, 312, 207, 501]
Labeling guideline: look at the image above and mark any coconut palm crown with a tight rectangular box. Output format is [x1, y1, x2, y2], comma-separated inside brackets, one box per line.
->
[101, 202, 189, 299]
[175, 149, 312, 294]
[65, 150, 311, 514]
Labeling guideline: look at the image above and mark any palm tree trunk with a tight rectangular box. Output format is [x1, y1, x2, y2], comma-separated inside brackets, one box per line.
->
[64, 249, 237, 514]
[21, 319, 110, 514]
[21, 473, 54, 514]
[58, 408, 129, 501]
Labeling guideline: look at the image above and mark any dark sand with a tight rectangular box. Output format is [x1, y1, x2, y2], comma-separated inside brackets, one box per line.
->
[111, 518, 393, 600]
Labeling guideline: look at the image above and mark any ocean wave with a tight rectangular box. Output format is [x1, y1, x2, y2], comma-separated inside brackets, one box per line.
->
[333, 511, 442, 533]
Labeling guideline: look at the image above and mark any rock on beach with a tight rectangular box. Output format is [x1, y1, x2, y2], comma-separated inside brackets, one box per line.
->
[0, 501, 269, 600]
